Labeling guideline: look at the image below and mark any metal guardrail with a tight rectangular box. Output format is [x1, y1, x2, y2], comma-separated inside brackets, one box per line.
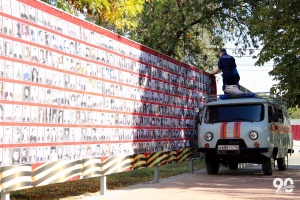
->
[239, 85, 253, 94]
[239, 85, 286, 106]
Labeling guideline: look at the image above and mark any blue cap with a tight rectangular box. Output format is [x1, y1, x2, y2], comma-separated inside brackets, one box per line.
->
[220, 48, 226, 53]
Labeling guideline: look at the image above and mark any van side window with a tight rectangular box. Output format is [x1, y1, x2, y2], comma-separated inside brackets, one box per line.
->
[268, 106, 273, 123]
[204, 107, 218, 123]
[283, 111, 289, 126]
[277, 108, 284, 123]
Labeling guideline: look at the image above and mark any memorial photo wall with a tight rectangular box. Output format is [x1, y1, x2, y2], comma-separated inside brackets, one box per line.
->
[0, 0, 215, 166]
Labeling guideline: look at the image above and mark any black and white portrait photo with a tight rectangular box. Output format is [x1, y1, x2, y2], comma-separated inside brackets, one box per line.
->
[20, 3, 28, 20]
[13, 41, 23, 59]
[3, 17, 12, 36]
[23, 85, 30, 102]
[38, 29, 45, 45]
[4, 40, 12, 57]
[4, 82, 13, 101]
[28, 6, 36, 23]
[31, 67, 39, 83]
[31, 86, 38, 103]
[22, 106, 30, 122]
[21, 23, 30, 41]
[4, 61, 13, 80]
[31, 46, 39, 63]
[13, 105, 22, 122]
[13, 20, 21, 38]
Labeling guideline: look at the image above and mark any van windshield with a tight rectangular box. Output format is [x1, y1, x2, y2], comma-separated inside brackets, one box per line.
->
[204, 104, 264, 123]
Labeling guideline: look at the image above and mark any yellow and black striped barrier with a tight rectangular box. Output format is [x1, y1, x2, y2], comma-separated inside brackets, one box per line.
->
[0, 148, 197, 192]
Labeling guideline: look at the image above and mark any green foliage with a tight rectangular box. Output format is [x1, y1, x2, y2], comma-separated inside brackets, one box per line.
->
[217, 0, 300, 107]
[129, 0, 223, 70]
[289, 106, 300, 119]
[41, 0, 147, 30]
[247, 0, 300, 107]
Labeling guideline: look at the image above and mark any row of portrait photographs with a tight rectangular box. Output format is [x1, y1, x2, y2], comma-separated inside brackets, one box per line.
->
[0, 144, 123, 165]
[0, 102, 196, 125]
[0, 16, 214, 88]
[0, 60, 212, 100]
[0, 37, 213, 95]
[0, 0, 216, 87]
[1, 71, 205, 105]
[0, 37, 57, 66]
[0, 77, 203, 111]
[137, 76, 213, 95]
[0, 126, 198, 145]
[131, 129, 197, 140]
[0, 1, 164, 69]
[0, 79, 204, 110]
[0, 81, 204, 115]
[0, 68, 208, 108]
[0, 38, 213, 97]
[132, 140, 198, 154]
[0, 140, 197, 166]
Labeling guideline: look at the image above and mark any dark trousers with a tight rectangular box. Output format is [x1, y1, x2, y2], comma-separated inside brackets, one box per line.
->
[222, 72, 240, 93]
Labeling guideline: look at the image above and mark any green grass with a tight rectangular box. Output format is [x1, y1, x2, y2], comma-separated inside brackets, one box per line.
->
[10, 159, 205, 200]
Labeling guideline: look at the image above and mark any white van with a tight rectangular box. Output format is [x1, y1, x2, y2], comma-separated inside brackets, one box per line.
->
[197, 93, 293, 175]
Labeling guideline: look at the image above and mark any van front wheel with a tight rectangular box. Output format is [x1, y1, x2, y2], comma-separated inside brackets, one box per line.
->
[205, 155, 219, 175]
[262, 157, 274, 175]
[277, 155, 288, 171]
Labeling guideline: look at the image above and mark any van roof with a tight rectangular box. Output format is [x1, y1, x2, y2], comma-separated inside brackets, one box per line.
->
[206, 97, 268, 106]
[205, 93, 285, 107]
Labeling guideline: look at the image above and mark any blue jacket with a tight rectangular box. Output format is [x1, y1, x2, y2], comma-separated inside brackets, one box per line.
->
[218, 53, 238, 74]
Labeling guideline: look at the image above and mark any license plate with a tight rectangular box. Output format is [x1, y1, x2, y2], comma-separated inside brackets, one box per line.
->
[218, 145, 239, 150]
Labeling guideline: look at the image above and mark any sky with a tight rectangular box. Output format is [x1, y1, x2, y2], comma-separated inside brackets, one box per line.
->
[214, 48, 278, 94]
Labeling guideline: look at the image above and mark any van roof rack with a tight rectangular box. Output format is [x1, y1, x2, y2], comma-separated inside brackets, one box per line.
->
[255, 92, 286, 106]
[207, 92, 286, 106]
[207, 93, 255, 102]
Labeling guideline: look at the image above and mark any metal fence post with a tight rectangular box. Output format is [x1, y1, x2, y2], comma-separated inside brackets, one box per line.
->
[100, 176, 107, 195]
[154, 166, 159, 183]
[1, 191, 10, 200]
[189, 159, 194, 173]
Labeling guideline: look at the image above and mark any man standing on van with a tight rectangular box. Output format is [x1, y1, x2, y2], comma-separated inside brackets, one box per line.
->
[210, 48, 240, 93]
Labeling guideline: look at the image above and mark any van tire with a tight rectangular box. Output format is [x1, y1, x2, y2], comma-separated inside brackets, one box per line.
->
[262, 157, 274, 175]
[229, 162, 238, 170]
[277, 155, 288, 171]
[205, 155, 219, 175]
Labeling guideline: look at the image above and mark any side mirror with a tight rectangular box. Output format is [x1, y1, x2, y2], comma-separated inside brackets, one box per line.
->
[272, 112, 279, 122]
[194, 108, 202, 125]
[195, 114, 201, 125]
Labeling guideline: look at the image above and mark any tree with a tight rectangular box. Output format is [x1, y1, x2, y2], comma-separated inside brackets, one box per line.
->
[289, 106, 300, 119]
[41, 0, 146, 30]
[44, 0, 225, 70]
[129, 0, 224, 70]
[214, 0, 300, 107]
[253, 1, 300, 107]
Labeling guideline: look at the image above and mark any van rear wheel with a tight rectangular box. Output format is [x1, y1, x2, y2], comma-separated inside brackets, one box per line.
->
[205, 155, 219, 175]
[277, 155, 288, 171]
[262, 157, 274, 175]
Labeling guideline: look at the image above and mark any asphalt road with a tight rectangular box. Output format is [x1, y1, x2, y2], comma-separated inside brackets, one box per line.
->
[64, 152, 300, 200]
